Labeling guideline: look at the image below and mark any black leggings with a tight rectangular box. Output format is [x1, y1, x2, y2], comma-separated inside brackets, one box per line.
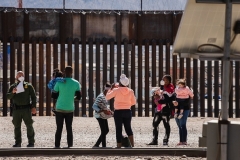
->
[114, 109, 133, 143]
[152, 112, 171, 143]
[94, 118, 109, 147]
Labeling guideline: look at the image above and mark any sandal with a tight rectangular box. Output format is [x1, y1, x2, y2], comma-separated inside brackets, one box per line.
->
[183, 142, 188, 145]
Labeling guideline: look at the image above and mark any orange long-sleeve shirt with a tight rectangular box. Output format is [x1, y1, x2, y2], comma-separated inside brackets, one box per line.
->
[106, 87, 136, 110]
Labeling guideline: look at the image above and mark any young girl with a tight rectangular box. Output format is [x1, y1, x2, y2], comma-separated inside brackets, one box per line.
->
[173, 79, 194, 119]
[92, 82, 113, 147]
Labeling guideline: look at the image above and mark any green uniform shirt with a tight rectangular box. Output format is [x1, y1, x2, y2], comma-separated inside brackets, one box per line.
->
[54, 78, 81, 112]
[7, 81, 37, 108]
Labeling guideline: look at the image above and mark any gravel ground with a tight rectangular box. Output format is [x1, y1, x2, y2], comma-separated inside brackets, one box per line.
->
[1, 116, 238, 159]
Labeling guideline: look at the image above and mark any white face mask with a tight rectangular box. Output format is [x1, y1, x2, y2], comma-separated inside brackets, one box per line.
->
[18, 76, 24, 82]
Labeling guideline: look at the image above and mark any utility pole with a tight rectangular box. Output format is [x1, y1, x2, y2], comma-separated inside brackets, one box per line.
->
[220, 0, 232, 159]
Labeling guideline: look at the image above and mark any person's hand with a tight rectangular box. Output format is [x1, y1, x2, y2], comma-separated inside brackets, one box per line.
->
[103, 110, 113, 115]
[111, 83, 119, 89]
[31, 108, 37, 114]
[12, 88, 17, 94]
[172, 101, 178, 106]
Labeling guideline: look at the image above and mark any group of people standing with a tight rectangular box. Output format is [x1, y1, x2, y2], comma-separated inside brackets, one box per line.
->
[7, 67, 193, 148]
[148, 75, 194, 146]
[7, 66, 81, 148]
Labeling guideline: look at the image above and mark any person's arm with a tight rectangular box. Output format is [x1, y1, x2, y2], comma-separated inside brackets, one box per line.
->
[92, 103, 101, 112]
[188, 87, 194, 98]
[55, 77, 65, 83]
[130, 91, 136, 106]
[75, 91, 81, 100]
[7, 85, 16, 99]
[105, 89, 117, 100]
[47, 79, 54, 90]
[29, 84, 37, 108]
[74, 83, 81, 100]
[52, 82, 59, 99]
[94, 95, 107, 109]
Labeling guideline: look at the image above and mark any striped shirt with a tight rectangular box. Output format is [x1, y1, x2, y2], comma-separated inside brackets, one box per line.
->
[92, 93, 111, 119]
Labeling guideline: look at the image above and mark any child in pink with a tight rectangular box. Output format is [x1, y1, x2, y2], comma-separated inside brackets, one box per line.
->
[151, 87, 166, 112]
[174, 79, 194, 119]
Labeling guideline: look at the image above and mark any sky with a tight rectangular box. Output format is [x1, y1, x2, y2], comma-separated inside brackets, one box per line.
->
[0, 0, 187, 11]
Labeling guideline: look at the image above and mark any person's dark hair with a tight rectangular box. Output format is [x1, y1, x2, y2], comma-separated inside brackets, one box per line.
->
[55, 71, 63, 78]
[65, 66, 73, 75]
[105, 82, 111, 88]
[52, 68, 60, 77]
[163, 75, 172, 83]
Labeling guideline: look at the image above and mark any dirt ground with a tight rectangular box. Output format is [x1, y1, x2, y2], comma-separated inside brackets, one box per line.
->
[1, 116, 238, 159]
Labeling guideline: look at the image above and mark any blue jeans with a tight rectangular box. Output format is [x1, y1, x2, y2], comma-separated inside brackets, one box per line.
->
[175, 110, 190, 142]
[114, 109, 133, 143]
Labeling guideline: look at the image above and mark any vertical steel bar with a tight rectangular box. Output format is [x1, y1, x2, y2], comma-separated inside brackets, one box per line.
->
[60, 14, 66, 71]
[24, 13, 30, 82]
[137, 15, 143, 117]
[2, 12, 8, 116]
[81, 14, 87, 116]
[67, 38, 72, 66]
[103, 38, 108, 85]
[229, 63, 233, 118]
[9, 37, 15, 116]
[10, 37, 15, 84]
[110, 39, 115, 111]
[145, 39, 150, 117]
[158, 40, 163, 84]
[214, 61, 220, 117]
[31, 37, 37, 90]
[38, 38, 44, 116]
[207, 61, 212, 117]
[116, 15, 122, 80]
[179, 58, 184, 78]
[172, 55, 177, 85]
[152, 39, 157, 116]
[96, 39, 101, 96]
[165, 40, 170, 75]
[200, 61, 205, 117]
[131, 40, 136, 117]
[124, 38, 129, 77]
[193, 59, 198, 117]
[53, 38, 59, 69]
[74, 38, 80, 116]
[46, 37, 51, 116]
[235, 62, 239, 117]
[186, 58, 191, 116]
[17, 37, 22, 71]
[88, 38, 94, 117]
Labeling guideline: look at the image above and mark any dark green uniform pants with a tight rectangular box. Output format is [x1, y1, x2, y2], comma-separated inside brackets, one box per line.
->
[12, 108, 35, 144]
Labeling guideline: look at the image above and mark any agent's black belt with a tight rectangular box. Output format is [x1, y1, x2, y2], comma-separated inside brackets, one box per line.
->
[14, 104, 30, 110]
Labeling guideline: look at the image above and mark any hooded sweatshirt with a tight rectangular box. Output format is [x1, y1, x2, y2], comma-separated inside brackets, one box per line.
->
[106, 87, 136, 110]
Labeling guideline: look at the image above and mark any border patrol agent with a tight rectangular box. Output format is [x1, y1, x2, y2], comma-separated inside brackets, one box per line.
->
[7, 71, 37, 147]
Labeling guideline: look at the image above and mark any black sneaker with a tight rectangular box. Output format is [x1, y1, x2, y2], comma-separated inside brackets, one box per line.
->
[27, 143, 34, 147]
[147, 140, 158, 145]
[163, 141, 168, 145]
[12, 144, 21, 147]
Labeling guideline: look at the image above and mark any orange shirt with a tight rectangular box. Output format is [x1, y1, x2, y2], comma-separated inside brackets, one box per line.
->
[106, 87, 136, 110]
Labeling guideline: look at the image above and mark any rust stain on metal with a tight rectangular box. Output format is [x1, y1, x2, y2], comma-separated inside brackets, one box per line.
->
[18, 0, 23, 8]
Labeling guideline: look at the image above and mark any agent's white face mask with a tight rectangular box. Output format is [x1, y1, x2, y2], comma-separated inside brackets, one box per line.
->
[18, 76, 24, 82]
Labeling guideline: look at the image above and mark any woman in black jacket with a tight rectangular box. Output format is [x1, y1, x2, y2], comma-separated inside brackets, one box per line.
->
[148, 75, 175, 146]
